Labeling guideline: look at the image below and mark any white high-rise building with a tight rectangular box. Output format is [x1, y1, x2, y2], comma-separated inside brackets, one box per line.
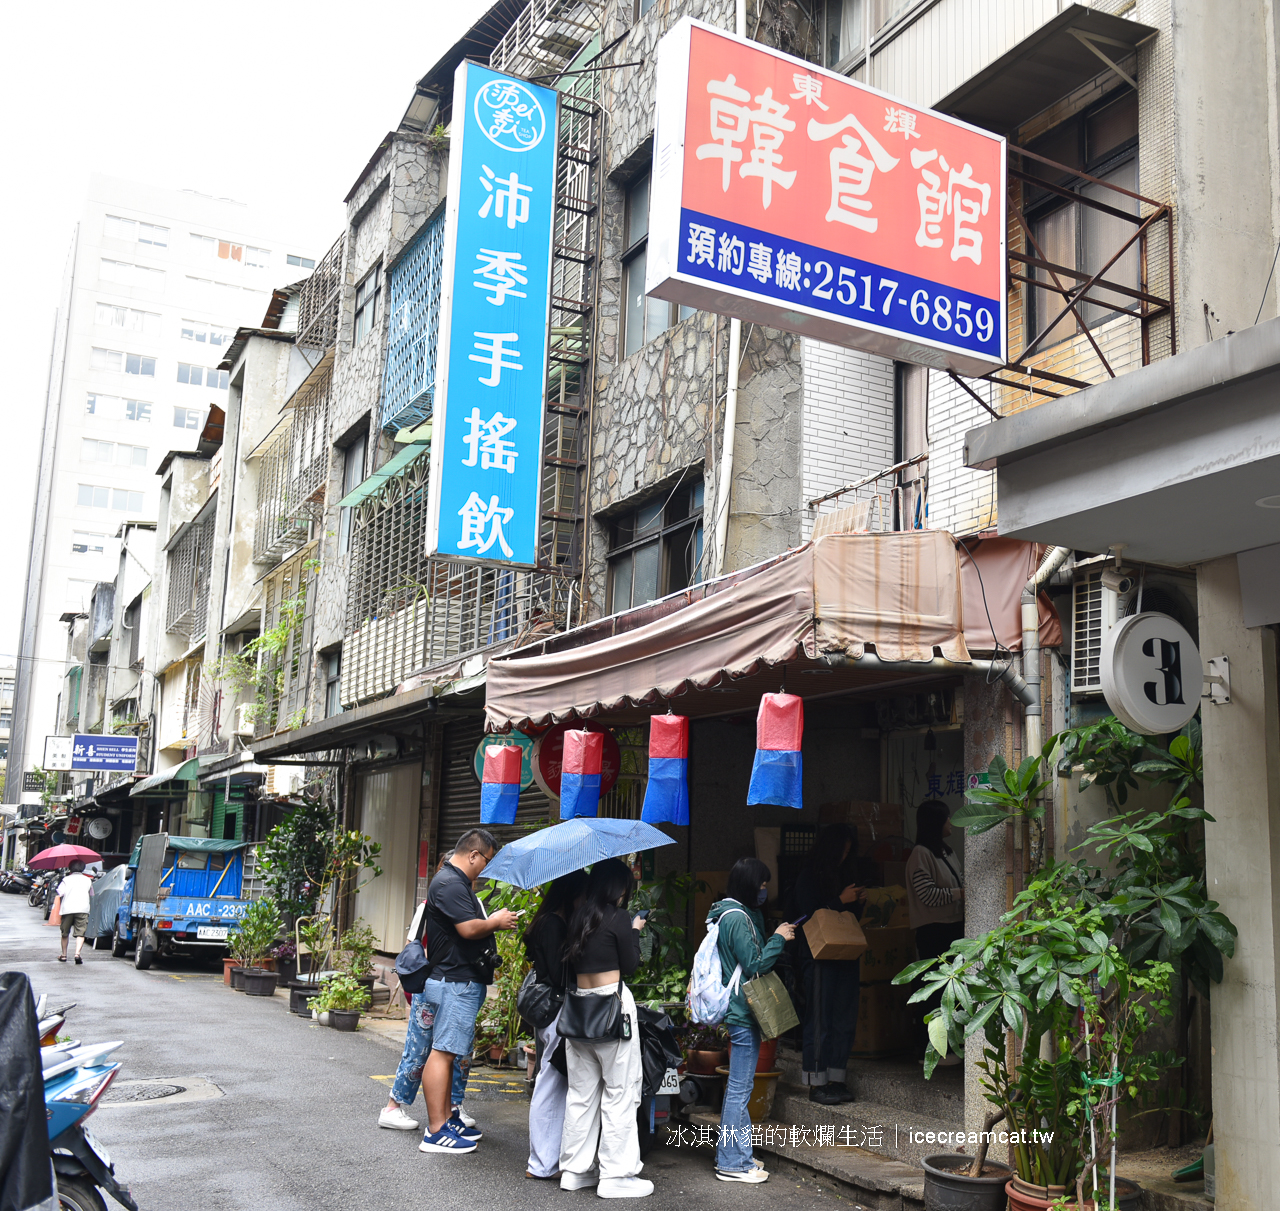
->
[8, 175, 316, 795]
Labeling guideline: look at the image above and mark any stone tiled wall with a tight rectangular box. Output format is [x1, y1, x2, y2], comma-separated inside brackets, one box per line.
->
[800, 340, 895, 539]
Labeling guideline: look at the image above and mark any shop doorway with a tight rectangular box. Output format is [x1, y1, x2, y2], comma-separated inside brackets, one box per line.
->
[354, 761, 421, 952]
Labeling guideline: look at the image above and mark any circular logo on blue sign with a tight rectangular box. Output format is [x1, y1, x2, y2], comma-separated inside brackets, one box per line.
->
[473, 78, 547, 153]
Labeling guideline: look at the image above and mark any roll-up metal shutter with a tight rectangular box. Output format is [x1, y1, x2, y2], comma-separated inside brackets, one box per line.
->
[437, 716, 555, 855]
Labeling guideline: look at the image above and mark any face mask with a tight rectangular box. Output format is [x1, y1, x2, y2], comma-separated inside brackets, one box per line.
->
[756, 888, 768, 906]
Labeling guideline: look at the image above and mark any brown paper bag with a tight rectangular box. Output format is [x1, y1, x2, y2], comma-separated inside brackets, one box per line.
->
[803, 908, 867, 961]
[47, 894, 62, 928]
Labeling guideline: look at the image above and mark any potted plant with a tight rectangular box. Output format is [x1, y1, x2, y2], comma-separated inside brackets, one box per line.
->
[313, 973, 370, 1032]
[680, 1024, 729, 1074]
[476, 881, 542, 1065]
[271, 939, 298, 985]
[899, 732, 1236, 1211]
[229, 929, 254, 990]
[238, 897, 284, 996]
[337, 920, 378, 991]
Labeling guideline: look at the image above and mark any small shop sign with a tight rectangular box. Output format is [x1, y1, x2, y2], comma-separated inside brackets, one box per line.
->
[1101, 612, 1202, 735]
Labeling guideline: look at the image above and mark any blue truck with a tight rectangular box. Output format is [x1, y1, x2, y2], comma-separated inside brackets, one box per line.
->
[111, 833, 252, 969]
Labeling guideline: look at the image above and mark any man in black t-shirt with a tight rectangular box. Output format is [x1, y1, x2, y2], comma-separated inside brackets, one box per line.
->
[418, 828, 519, 1155]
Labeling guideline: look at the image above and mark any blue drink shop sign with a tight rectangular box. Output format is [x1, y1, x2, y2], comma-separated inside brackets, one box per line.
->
[426, 63, 559, 566]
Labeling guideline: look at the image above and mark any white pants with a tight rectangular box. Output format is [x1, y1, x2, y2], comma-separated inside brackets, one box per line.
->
[527, 1012, 568, 1177]
[558, 982, 643, 1182]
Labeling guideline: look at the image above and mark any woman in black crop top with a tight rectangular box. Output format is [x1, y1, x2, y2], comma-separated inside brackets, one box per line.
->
[556, 860, 652, 1198]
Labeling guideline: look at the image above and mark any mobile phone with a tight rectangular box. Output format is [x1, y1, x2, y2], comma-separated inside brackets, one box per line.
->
[791, 913, 810, 927]
[636, 909, 651, 919]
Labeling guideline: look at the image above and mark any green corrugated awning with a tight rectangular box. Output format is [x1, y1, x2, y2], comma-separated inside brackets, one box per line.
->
[338, 431, 430, 508]
[129, 757, 200, 798]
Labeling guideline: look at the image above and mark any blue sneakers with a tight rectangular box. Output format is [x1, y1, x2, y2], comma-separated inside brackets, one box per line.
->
[419, 1126, 478, 1154]
[447, 1112, 482, 1142]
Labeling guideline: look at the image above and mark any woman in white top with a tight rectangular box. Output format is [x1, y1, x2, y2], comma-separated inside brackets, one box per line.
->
[56, 859, 96, 964]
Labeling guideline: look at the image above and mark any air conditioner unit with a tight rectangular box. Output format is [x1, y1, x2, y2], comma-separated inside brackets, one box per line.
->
[1071, 568, 1138, 694]
[233, 703, 255, 738]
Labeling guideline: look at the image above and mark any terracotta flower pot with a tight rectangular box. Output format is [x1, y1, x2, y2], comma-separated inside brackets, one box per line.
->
[1005, 1176, 1142, 1211]
[725, 1037, 780, 1072]
[715, 1066, 782, 1122]
[686, 1049, 728, 1075]
[222, 957, 237, 986]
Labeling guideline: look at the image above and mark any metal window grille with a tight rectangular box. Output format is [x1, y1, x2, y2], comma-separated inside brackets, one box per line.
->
[489, 0, 605, 80]
[379, 212, 446, 433]
[252, 366, 333, 563]
[296, 234, 345, 350]
[255, 543, 318, 737]
[166, 512, 216, 639]
[341, 453, 577, 707]
[1071, 570, 1110, 694]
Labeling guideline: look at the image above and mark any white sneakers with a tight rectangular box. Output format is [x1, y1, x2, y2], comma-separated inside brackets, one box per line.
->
[560, 1170, 600, 1191]
[378, 1105, 419, 1131]
[453, 1103, 477, 1127]
[715, 1167, 769, 1183]
[596, 1177, 655, 1198]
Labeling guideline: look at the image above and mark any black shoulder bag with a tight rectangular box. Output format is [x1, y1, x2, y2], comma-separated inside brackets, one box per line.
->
[517, 968, 563, 1030]
[557, 988, 630, 1041]
[394, 901, 432, 995]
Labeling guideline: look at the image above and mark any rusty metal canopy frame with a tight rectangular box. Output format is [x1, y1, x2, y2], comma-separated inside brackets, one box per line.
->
[949, 143, 1175, 413]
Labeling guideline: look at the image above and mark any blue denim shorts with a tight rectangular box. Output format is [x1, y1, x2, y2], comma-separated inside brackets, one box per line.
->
[424, 978, 485, 1058]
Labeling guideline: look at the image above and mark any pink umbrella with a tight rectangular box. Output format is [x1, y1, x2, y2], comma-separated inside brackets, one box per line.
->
[28, 844, 101, 870]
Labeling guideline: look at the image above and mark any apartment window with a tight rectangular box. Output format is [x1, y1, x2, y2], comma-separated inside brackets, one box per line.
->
[245, 246, 271, 268]
[826, 0, 865, 68]
[337, 433, 367, 555]
[354, 266, 381, 343]
[287, 253, 316, 270]
[82, 438, 147, 466]
[125, 352, 156, 377]
[85, 393, 152, 422]
[174, 407, 203, 430]
[191, 232, 245, 262]
[177, 363, 229, 389]
[99, 259, 165, 288]
[71, 531, 108, 555]
[104, 215, 169, 247]
[95, 303, 161, 335]
[636, 0, 657, 15]
[90, 347, 123, 372]
[607, 478, 705, 612]
[124, 596, 143, 665]
[622, 174, 694, 357]
[873, 0, 916, 33]
[1027, 90, 1140, 343]
[323, 651, 342, 717]
[77, 484, 144, 512]
[181, 320, 233, 348]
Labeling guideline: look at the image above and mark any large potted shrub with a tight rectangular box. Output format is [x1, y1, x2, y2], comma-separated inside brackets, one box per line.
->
[240, 897, 284, 996]
[336, 920, 378, 991]
[899, 723, 1235, 1211]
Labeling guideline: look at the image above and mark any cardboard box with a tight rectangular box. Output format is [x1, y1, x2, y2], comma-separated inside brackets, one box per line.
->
[804, 908, 867, 961]
[858, 926, 917, 983]
[860, 885, 911, 931]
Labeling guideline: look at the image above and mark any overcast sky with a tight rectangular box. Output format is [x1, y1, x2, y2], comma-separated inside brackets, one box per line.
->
[0, 0, 489, 664]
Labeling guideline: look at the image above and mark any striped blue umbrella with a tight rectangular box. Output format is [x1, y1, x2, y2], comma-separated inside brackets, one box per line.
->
[481, 817, 677, 889]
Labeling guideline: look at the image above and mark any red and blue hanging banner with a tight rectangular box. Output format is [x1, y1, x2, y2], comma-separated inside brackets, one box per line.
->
[560, 730, 604, 819]
[641, 714, 690, 826]
[747, 692, 804, 809]
[480, 744, 523, 825]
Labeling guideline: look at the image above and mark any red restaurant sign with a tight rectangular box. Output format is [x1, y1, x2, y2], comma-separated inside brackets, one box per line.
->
[648, 18, 1007, 374]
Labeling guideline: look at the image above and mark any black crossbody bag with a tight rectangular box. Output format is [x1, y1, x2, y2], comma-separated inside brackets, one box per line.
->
[394, 903, 432, 995]
[557, 988, 631, 1042]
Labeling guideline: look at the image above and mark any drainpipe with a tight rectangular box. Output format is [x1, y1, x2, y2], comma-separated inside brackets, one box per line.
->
[714, 317, 741, 576]
[820, 651, 1036, 706]
[713, 0, 748, 578]
[1020, 545, 1072, 761]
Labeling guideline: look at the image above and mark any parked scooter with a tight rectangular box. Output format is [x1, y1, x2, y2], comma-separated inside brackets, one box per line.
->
[43, 1038, 139, 1210]
[1, 865, 36, 894]
[29, 869, 56, 907]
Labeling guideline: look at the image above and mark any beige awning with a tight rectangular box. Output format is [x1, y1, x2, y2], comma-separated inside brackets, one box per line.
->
[487, 531, 981, 730]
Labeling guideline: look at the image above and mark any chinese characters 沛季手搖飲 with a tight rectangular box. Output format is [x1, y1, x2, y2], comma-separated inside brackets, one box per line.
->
[473, 248, 529, 306]
[461, 407, 519, 472]
[478, 165, 532, 228]
[457, 492, 515, 558]
[469, 332, 523, 387]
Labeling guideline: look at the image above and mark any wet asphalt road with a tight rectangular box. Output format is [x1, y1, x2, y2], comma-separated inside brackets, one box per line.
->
[2, 895, 844, 1210]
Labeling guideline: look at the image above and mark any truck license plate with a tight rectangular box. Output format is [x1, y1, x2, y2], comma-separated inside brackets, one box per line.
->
[657, 1067, 681, 1095]
[197, 926, 228, 940]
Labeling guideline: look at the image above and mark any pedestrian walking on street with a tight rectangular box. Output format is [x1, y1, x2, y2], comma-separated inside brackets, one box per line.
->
[708, 858, 795, 1183]
[55, 860, 94, 965]
[417, 828, 518, 1155]
[558, 858, 652, 1199]
[523, 869, 588, 1180]
[906, 800, 964, 1066]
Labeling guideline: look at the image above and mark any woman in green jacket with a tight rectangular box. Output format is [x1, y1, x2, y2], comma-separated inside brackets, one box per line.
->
[706, 857, 795, 1183]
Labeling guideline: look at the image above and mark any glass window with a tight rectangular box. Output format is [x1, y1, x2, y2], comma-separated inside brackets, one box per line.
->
[191, 233, 217, 255]
[622, 174, 695, 357]
[90, 347, 122, 372]
[177, 363, 201, 386]
[606, 477, 705, 612]
[174, 407, 202, 430]
[338, 434, 367, 555]
[104, 215, 136, 241]
[125, 353, 155, 376]
[826, 0, 864, 68]
[287, 253, 316, 270]
[324, 652, 342, 717]
[355, 266, 381, 343]
[77, 484, 110, 509]
[245, 246, 271, 268]
[126, 400, 152, 423]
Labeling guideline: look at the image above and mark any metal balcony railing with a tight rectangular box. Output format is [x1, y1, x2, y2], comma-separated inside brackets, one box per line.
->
[166, 512, 216, 639]
[296, 234, 345, 351]
[379, 212, 446, 434]
[489, 0, 605, 81]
